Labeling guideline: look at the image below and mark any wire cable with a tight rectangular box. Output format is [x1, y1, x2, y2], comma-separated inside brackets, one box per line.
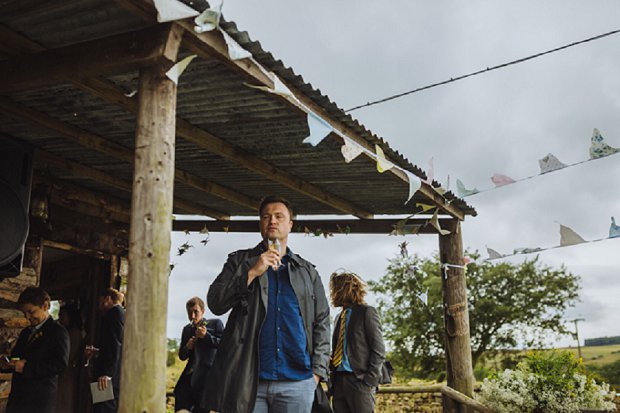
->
[345, 28, 620, 113]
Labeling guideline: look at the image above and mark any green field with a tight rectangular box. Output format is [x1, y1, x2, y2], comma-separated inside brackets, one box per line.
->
[561, 343, 620, 366]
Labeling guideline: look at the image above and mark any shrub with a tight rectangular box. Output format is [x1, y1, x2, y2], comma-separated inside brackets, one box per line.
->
[477, 350, 616, 413]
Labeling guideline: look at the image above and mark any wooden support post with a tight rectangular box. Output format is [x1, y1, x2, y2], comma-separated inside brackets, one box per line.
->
[119, 51, 179, 411]
[438, 220, 475, 413]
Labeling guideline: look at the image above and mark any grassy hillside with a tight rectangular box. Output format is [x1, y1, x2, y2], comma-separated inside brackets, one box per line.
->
[560, 344, 620, 366]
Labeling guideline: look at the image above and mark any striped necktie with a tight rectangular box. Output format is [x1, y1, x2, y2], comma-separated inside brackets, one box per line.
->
[332, 310, 347, 367]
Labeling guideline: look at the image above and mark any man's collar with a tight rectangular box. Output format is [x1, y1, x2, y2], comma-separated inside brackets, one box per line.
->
[33, 316, 49, 331]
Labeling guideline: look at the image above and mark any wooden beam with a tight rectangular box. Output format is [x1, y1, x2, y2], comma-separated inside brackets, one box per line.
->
[0, 24, 371, 218]
[120, 61, 177, 413]
[34, 149, 229, 219]
[172, 218, 454, 234]
[0, 24, 182, 93]
[441, 386, 494, 413]
[438, 221, 475, 408]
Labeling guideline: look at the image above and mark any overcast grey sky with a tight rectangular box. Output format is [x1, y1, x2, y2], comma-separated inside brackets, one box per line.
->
[167, 1, 620, 348]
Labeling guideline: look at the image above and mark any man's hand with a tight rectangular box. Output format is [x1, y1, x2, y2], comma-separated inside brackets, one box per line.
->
[247, 249, 280, 285]
[195, 326, 207, 339]
[186, 336, 196, 350]
[98, 376, 111, 391]
[314, 374, 320, 385]
[13, 359, 25, 373]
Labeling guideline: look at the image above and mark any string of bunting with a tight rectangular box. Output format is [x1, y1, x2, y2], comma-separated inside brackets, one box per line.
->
[454, 128, 620, 199]
[486, 218, 620, 260]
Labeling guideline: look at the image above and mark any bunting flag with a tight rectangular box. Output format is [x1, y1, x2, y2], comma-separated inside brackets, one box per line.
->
[165, 54, 197, 84]
[404, 171, 422, 204]
[486, 247, 504, 260]
[221, 29, 252, 60]
[456, 179, 479, 197]
[559, 224, 586, 246]
[153, 0, 199, 22]
[303, 113, 333, 146]
[418, 290, 429, 306]
[491, 173, 516, 187]
[425, 157, 434, 184]
[429, 209, 451, 235]
[589, 128, 620, 159]
[416, 203, 436, 213]
[609, 217, 620, 238]
[341, 139, 363, 163]
[194, 0, 223, 32]
[539, 153, 567, 174]
[375, 145, 394, 173]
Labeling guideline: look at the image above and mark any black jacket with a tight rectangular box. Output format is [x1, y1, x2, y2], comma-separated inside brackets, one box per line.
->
[7, 317, 70, 413]
[330, 304, 385, 387]
[203, 242, 331, 413]
[94, 304, 125, 390]
[178, 317, 224, 388]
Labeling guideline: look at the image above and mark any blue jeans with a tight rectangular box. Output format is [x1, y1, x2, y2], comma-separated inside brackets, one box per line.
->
[252, 376, 316, 413]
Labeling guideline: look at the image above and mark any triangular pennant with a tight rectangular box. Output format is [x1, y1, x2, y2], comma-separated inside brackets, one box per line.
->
[491, 173, 516, 187]
[589, 128, 620, 159]
[456, 179, 479, 198]
[341, 139, 363, 163]
[486, 247, 503, 260]
[609, 216, 620, 238]
[429, 209, 450, 235]
[418, 290, 428, 306]
[153, 0, 199, 22]
[538, 153, 567, 174]
[375, 145, 394, 173]
[404, 171, 422, 204]
[194, 0, 223, 33]
[220, 29, 252, 60]
[165, 54, 197, 84]
[303, 113, 333, 146]
[416, 203, 435, 213]
[559, 224, 586, 246]
[424, 157, 434, 184]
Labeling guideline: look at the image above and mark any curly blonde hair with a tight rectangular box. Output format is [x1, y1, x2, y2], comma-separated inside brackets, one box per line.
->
[329, 270, 367, 307]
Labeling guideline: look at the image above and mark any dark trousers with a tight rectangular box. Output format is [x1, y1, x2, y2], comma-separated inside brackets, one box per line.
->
[93, 387, 119, 413]
[332, 373, 375, 413]
[174, 373, 207, 412]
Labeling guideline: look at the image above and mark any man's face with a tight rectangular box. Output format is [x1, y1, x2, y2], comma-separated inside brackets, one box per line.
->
[187, 304, 205, 325]
[259, 202, 293, 242]
[21, 302, 49, 326]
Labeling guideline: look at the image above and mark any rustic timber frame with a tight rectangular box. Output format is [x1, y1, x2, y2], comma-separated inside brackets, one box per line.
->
[0, 1, 477, 412]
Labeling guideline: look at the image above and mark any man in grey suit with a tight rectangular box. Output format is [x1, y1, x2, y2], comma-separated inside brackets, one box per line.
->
[329, 271, 385, 413]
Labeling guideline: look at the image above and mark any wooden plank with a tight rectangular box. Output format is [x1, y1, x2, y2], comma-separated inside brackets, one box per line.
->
[33, 149, 229, 219]
[172, 218, 453, 235]
[120, 63, 177, 413]
[442, 386, 495, 413]
[0, 24, 181, 93]
[438, 222, 475, 406]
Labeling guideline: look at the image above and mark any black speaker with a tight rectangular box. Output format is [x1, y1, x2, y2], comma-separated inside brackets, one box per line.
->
[0, 136, 33, 278]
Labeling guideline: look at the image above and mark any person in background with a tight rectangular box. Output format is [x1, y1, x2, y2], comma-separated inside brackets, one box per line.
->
[329, 271, 385, 413]
[92, 288, 125, 413]
[56, 302, 84, 412]
[4, 287, 69, 413]
[174, 296, 223, 412]
[203, 195, 331, 413]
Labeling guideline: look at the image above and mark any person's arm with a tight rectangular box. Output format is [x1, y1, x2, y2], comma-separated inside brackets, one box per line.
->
[310, 268, 331, 382]
[362, 306, 386, 387]
[98, 308, 123, 379]
[20, 325, 69, 379]
[178, 325, 193, 361]
[207, 252, 259, 316]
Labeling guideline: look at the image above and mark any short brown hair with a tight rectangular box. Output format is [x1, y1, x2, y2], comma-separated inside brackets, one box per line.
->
[17, 287, 50, 308]
[259, 195, 294, 219]
[329, 270, 367, 307]
[101, 288, 123, 305]
[186, 296, 205, 311]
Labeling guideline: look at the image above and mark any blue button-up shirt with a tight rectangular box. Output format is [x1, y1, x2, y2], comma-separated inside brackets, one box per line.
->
[259, 251, 312, 380]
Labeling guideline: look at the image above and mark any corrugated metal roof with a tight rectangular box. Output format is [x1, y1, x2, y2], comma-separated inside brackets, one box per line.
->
[0, 0, 475, 230]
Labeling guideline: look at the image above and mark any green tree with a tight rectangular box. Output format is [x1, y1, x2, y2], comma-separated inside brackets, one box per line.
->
[167, 338, 180, 367]
[369, 248, 580, 379]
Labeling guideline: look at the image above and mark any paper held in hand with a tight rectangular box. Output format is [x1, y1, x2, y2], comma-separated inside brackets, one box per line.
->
[90, 381, 114, 404]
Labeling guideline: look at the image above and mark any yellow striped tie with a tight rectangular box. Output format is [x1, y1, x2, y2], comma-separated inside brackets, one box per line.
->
[332, 310, 347, 367]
